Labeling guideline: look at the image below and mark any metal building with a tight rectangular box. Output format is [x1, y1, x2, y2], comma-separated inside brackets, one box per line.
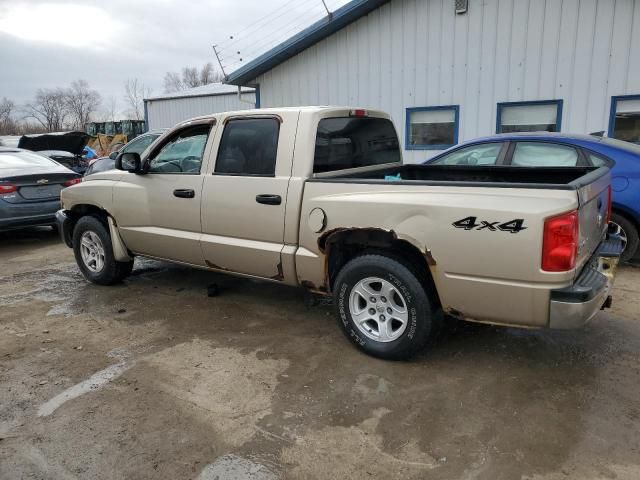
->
[226, 0, 640, 163]
[144, 83, 256, 130]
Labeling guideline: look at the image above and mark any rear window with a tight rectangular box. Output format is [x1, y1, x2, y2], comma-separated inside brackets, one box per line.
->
[314, 117, 401, 173]
[0, 150, 58, 168]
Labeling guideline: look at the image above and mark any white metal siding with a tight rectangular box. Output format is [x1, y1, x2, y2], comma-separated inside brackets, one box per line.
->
[146, 93, 256, 130]
[252, 0, 640, 163]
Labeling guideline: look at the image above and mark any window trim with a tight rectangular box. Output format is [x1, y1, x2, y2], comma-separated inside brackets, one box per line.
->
[495, 99, 563, 134]
[213, 116, 281, 177]
[405, 105, 460, 151]
[608, 94, 640, 144]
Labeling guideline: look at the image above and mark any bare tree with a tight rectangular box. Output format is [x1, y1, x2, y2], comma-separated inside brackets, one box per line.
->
[65, 80, 101, 130]
[163, 72, 183, 94]
[163, 63, 224, 93]
[106, 96, 118, 122]
[0, 97, 15, 134]
[123, 78, 151, 121]
[24, 88, 69, 132]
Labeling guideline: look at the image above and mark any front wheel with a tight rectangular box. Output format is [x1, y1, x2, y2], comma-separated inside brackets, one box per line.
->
[333, 254, 435, 360]
[73, 216, 134, 285]
[610, 213, 639, 263]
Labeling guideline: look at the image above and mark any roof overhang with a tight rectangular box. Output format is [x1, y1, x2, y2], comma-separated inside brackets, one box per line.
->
[225, 0, 389, 86]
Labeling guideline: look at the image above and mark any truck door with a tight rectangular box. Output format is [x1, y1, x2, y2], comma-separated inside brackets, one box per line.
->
[112, 123, 214, 266]
[200, 112, 297, 279]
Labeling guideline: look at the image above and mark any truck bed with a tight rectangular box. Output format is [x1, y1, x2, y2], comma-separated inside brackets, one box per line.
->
[312, 164, 605, 190]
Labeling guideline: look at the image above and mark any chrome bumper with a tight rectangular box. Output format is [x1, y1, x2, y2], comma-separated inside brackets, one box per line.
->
[549, 234, 623, 329]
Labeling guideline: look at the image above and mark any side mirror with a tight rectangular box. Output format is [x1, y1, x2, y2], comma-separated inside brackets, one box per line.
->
[109, 150, 119, 160]
[115, 152, 142, 173]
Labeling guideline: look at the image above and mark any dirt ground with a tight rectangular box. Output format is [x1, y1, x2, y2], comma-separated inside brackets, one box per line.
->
[1, 228, 639, 480]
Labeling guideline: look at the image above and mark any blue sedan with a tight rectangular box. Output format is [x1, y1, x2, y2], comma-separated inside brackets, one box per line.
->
[423, 133, 640, 261]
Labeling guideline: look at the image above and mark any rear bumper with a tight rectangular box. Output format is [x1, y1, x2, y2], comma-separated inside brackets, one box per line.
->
[549, 234, 624, 329]
[56, 209, 74, 247]
[0, 199, 60, 230]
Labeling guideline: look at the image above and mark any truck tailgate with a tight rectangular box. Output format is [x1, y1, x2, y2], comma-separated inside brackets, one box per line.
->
[575, 169, 611, 272]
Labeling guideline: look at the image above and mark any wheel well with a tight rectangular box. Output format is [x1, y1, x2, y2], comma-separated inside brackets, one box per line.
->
[68, 204, 109, 234]
[322, 228, 441, 308]
[612, 208, 639, 231]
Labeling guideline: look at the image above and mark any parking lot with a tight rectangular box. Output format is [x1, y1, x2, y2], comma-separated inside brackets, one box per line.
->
[1, 228, 639, 480]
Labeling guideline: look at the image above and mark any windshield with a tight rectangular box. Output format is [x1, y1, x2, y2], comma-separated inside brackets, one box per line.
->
[0, 150, 59, 168]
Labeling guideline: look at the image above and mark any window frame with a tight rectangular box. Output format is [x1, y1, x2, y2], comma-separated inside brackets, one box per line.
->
[495, 99, 563, 134]
[608, 94, 640, 144]
[405, 105, 460, 151]
[144, 124, 212, 175]
[213, 116, 281, 178]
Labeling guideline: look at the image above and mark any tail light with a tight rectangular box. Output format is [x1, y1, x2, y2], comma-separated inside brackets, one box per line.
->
[542, 210, 579, 272]
[605, 185, 612, 224]
[0, 183, 17, 194]
[63, 178, 82, 187]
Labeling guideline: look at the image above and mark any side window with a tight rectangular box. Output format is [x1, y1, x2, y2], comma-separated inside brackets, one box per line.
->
[122, 134, 157, 155]
[215, 118, 279, 176]
[148, 126, 210, 174]
[429, 143, 503, 165]
[511, 142, 579, 166]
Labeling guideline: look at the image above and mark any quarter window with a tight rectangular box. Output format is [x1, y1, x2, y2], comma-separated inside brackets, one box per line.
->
[429, 143, 503, 166]
[497, 100, 562, 134]
[609, 96, 640, 143]
[147, 126, 210, 174]
[406, 106, 459, 149]
[511, 142, 579, 167]
[215, 118, 279, 175]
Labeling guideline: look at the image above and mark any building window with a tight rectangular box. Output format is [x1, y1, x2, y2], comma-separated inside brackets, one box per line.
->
[609, 95, 640, 143]
[496, 100, 563, 134]
[405, 106, 459, 150]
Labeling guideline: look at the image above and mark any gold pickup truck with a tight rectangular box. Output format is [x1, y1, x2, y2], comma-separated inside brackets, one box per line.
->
[56, 107, 623, 359]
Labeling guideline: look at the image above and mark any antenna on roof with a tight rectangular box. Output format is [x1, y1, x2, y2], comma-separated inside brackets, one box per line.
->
[212, 45, 227, 79]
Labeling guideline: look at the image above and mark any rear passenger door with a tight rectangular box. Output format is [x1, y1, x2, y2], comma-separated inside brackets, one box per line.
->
[200, 112, 298, 279]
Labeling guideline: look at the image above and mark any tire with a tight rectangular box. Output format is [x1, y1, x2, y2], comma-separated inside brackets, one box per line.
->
[333, 254, 435, 360]
[611, 212, 639, 263]
[72, 216, 134, 285]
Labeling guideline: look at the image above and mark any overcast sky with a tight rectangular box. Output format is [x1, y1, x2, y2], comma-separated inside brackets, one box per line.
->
[0, 0, 349, 115]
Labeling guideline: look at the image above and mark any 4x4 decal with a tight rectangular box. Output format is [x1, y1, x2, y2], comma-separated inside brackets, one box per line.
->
[452, 216, 527, 234]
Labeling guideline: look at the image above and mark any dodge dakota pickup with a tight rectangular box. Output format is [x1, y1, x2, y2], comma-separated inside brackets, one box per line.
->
[57, 107, 623, 359]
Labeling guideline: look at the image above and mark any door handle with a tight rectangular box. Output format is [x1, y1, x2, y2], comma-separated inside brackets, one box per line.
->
[256, 194, 282, 205]
[173, 189, 195, 198]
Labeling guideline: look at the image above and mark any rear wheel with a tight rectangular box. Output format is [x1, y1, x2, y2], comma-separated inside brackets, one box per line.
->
[610, 212, 639, 263]
[333, 254, 435, 360]
[73, 216, 134, 285]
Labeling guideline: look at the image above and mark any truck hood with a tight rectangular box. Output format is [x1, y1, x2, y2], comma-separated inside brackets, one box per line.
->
[18, 132, 89, 155]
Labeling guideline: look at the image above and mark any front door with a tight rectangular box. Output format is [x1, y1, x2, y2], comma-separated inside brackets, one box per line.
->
[113, 123, 214, 266]
[200, 113, 296, 279]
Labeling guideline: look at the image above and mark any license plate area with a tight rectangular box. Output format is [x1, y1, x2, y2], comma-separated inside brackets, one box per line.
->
[19, 185, 62, 200]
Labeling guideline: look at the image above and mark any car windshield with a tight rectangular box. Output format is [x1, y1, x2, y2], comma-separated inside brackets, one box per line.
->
[0, 150, 58, 168]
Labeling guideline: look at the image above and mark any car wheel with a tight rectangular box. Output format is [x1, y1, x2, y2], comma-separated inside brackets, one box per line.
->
[333, 254, 435, 360]
[610, 213, 639, 263]
[73, 216, 134, 285]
